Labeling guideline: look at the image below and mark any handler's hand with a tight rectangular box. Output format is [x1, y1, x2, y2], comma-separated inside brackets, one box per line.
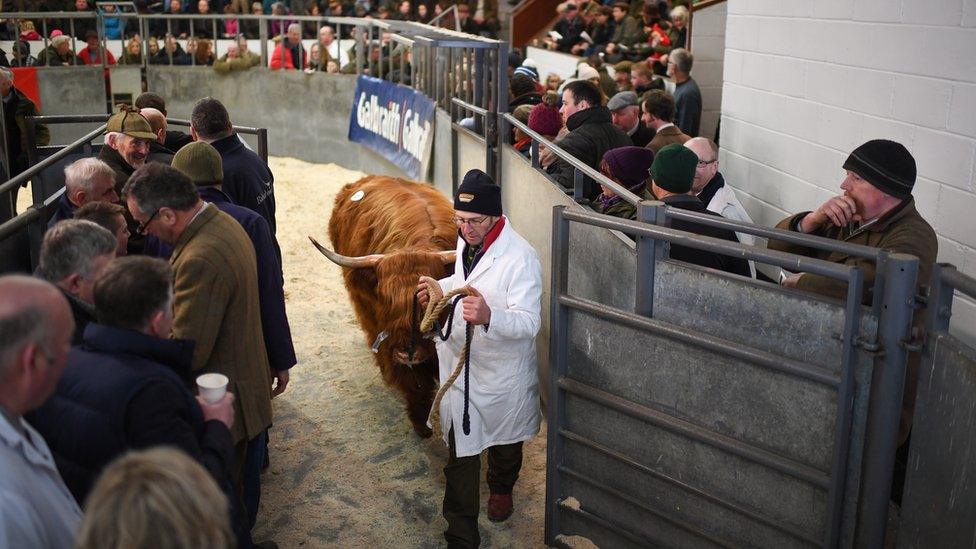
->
[801, 195, 858, 232]
[461, 287, 491, 326]
[417, 276, 442, 308]
[271, 369, 289, 397]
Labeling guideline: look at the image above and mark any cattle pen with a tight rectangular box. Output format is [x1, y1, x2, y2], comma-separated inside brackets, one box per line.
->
[1, 8, 976, 549]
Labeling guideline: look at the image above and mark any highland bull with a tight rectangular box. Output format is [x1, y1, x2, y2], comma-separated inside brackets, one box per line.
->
[311, 176, 456, 437]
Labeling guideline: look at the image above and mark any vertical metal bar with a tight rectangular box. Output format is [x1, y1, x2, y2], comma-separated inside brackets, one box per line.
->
[572, 168, 584, 201]
[257, 128, 269, 164]
[545, 204, 571, 547]
[494, 42, 509, 184]
[926, 264, 954, 336]
[259, 16, 268, 67]
[824, 265, 864, 548]
[355, 25, 364, 75]
[857, 253, 919, 548]
[25, 118, 41, 206]
[530, 141, 540, 168]
[633, 200, 666, 317]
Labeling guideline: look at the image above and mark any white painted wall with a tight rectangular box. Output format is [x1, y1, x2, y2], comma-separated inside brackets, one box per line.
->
[721, 0, 976, 345]
[689, 1, 726, 141]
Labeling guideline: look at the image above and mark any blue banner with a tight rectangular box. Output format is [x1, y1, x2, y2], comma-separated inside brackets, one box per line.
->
[348, 75, 435, 180]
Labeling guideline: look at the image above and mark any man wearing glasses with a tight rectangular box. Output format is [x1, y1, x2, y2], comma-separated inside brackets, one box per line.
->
[416, 169, 543, 549]
[123, 163, 275, 541]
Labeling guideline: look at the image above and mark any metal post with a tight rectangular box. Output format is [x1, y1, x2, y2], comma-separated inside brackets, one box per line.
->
[633, 200, 666, 317]
[259, 16, 269, 67]
[572, 168, 585, 202]
[493, 42, 509, 183]
[257, 129, 269, 164]
[925, 264, 954, 336]
[545, 204, 571, 547]
[857, 253, 920, 548]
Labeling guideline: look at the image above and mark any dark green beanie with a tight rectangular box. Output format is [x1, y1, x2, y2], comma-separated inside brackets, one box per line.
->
[649, 143, 698, 194]
[172, 141, 223, 187]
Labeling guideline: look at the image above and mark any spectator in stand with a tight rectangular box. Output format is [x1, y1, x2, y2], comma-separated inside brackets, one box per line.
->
[135, 92, 194, 152]
[68, 0, 97, 39]
[587, 6, 614, 54]
[613, 60, 633, 92]
[18, 21, 41, 41]
[191, 97, 278, 235]
[29, 256, 253, 547]
[667, 5, 689, 50]
[139, 108, 177, 164]
[642, 89, 689, 153]
[604, 2, 640, 62]
[73, 202, 129, 257]
[269, 2, 295, 37]
[9, 40, 38, 67]
[100, 5, 125, 40]
[396, 0, 412, 20]
[551, 80, 631, 198]
[118, 35, 143, 65]
[223, 4, 241, 37]
[241, 2, 264, 38]
[37, 34, 83, 66]
[545, 72, 563, 92]
[669, 48, 702, 137]
[630, 62, 662, 96]
[123, 164, 278, 534]
[76, 448, 236, 549]
[77, 30, 116, 65]
[416, 3, 430, 22]
[685, 137, 757, 277]
[509, 74, 542, 111]
[512, 104, 534, 158]
[214, 38, 260, 72]
[512, 64, 542, 93]
[594, 145, 654, 219]
[37, 220, 116, 344]
[608, 91, 654, 148]
[575, 63, 607, 105]
[156, 0, 187, 38]
[151, 33, 191, 65]
[0, 276, 81, 549]
[270, 22, 306, 70]
[318, 25, 349, 68]
[192, 0, 216, 38]
[194, 37, 216, 65]
[649, 144, 751, 277]
[48, 158, 120, 228]
[528, 97, 562, 164]
[547, 3, 585, 54]
[147, 35, 160, 57]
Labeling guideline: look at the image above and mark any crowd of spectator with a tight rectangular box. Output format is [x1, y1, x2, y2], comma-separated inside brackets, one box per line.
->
[1, 68, 295, 545]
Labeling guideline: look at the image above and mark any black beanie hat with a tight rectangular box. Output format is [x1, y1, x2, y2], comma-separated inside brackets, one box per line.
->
[455, 169, 502, 216]
[842, 139, 916, 199]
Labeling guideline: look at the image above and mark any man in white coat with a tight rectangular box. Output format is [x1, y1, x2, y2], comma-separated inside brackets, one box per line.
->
[685, 137, 759, 278]
[417, 169, 543, 549]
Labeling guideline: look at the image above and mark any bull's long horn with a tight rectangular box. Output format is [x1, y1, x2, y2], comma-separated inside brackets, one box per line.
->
[438, 250, 456, 264]
[308, 236, 384, 269]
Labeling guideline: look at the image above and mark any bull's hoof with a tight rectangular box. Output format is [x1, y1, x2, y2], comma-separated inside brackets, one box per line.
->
[412, 423, 433, 438]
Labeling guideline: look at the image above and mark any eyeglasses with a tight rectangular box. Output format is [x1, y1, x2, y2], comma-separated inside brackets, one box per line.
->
[697, 159, 717, 167]
[136, 209, 159, 235]
[453, 215, 489, 227]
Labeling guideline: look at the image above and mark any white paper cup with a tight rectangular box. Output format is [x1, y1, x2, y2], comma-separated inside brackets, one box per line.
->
[196, 373, 229, 404]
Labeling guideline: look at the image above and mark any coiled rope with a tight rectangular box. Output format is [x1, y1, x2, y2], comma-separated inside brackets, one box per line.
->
[420, 284, 475, 438]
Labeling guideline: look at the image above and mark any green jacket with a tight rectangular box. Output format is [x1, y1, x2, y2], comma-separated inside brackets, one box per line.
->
[213, 50, 261, 74]
[36, 45, 83, 66]
[611, 15, 641, 48]
[594, 187, 653, 220]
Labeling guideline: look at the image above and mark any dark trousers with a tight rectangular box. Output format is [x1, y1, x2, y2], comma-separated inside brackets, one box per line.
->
[234, 430, 268, 530]
[443, 426, 524, 549]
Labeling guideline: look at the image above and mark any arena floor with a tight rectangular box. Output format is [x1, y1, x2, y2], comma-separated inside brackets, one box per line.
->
[251, 158, 547, 548]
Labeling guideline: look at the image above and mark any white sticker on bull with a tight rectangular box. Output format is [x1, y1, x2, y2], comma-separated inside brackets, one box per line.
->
[371, 330, 389, 353]
[351, 190, 365, 202]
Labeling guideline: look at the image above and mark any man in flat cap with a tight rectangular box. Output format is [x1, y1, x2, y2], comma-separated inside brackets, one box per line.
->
[416, 169, 543, 549]
[608, 91, 654, 148]
[768, 139, 937, 473]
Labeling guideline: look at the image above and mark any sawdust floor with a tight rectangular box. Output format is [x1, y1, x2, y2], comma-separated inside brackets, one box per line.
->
[252, 158, 548, 548]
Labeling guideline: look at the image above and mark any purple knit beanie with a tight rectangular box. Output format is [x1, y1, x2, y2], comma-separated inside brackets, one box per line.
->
[528, 103, 562, 137]
[602, 146, 655, 189]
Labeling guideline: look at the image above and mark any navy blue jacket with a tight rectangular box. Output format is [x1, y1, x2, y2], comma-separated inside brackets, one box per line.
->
[46, 192, 76, 229]
[211, 134, 277, 235]
[145, 189, 295, 371]
[27, 324, 230, 501]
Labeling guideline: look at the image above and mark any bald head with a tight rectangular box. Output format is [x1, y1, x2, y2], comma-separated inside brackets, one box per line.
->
[684, 137, 720, 194]
[0, 276, 74, 413]
[140, 107, 167, 144]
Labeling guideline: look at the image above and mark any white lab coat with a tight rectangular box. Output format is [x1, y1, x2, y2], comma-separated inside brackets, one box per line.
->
[705, 184, 758, 279]
[436, 219, 543, 458]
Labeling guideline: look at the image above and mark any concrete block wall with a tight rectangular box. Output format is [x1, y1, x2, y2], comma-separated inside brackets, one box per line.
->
[689, 1, 727, 141]
[722, 0, 976, 345]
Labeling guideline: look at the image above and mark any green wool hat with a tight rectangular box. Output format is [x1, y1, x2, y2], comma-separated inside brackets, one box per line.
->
[172, 141, 223, 186]
[649, 143, 698, 193]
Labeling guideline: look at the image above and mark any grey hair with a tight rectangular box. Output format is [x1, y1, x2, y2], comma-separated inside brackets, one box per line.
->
[287, 23, 301, 34]
[0, 304, 48, 379]
[64, 157, 115, 196]
[0, 67, 12, 84]
[38, 220, 117, 285]
[670, 48, 693, 74]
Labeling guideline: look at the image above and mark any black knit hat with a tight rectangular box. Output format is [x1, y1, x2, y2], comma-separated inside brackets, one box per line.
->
[842, 139, 916, 199]
[455, 169, 502, 216]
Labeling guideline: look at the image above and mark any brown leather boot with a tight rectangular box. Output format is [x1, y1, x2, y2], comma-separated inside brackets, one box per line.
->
[487, 493, 513, 522]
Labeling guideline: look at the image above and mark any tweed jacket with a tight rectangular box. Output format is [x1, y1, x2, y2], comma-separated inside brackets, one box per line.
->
[646, 124, 691, 154]
[170, 205, 273, 443]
